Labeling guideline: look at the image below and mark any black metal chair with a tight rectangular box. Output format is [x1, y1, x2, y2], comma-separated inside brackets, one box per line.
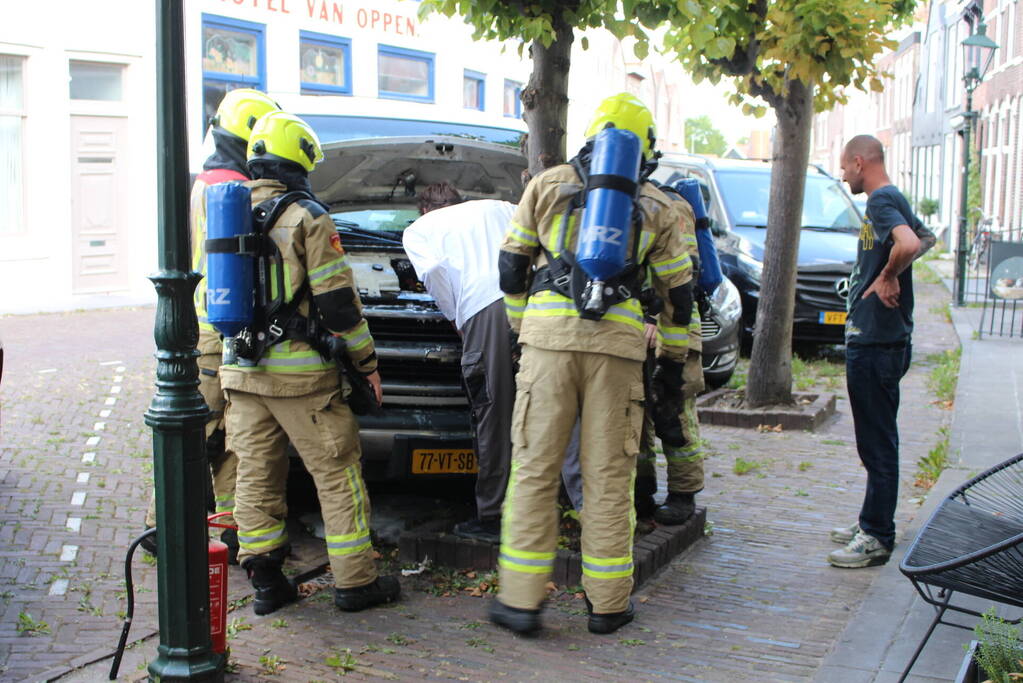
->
[898, 452, 1023, 682]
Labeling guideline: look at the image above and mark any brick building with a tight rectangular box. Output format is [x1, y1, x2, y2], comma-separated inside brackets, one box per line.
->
[973, 0, 1022, 241]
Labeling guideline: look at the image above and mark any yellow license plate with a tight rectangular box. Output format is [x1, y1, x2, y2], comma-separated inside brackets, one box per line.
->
[411, 448, 478, 474]
[819, 311, 847, 325]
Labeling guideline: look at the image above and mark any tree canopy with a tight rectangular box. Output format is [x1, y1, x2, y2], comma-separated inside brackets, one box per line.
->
[419, 1, 658, 54]
[649, 0, 917, 406]
[685, 115, 728, 156]
[652, 0, 916, 116]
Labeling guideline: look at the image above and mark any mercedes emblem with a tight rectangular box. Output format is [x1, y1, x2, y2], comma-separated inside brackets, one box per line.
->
[835, 277, 851, 301]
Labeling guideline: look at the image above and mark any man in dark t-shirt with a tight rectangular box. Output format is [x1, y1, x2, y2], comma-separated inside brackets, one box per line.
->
[828, 135, 922, 569]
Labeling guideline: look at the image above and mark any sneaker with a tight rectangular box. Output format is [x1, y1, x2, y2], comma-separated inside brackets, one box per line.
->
[653, 493, 696, 526]
[452, 518, 500, 544]
[488, 599, 541, 635]
[829, 522, 860, 544]
[585, 595, 635, 634]
[334, 575, 401, 612]
[827, 531, 891, 568]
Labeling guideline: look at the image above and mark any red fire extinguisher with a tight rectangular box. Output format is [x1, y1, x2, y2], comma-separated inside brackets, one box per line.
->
[110, 513, 236, 679]
[206, 511, 234, 655]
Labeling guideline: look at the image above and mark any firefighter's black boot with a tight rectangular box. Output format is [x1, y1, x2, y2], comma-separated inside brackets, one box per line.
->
[634, 476, 658, 519]
[242, 548, 296, 616]
[334, 575, 401, 612]
[653, 492, 696, 526]
[488, 599, 541, 635]
[585, 595, 635, 634]
[220, 528, 240, 566]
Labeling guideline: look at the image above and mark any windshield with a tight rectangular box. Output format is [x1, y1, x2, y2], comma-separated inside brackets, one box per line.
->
[715, 170, 860, 231]
[332, 208, 420, 233]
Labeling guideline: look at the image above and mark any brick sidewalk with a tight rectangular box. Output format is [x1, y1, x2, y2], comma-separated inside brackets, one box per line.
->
[5, 278, 957, 681]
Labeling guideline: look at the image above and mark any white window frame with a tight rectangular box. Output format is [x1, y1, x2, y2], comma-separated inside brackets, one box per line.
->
[0, 54, 26, 235]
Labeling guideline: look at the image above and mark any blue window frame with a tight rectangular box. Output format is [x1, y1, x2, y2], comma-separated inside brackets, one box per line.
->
[503, 79, 523, 118]
[299, 30, 352, 96]
[463, 69, 485, 111]
[377, 45, 434, 103]
[201, 14, 266, 129]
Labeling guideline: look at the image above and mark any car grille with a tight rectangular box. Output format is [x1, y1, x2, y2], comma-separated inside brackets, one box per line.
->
[368, 315, 457, 343]
[796, 267, 852, 311]
[700, 318, 721, 338]
[364, 306, 466, 405]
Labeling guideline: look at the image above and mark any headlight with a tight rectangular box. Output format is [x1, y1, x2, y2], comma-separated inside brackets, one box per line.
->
[710, 277, 742, 320]
[736, 252, 763, 284]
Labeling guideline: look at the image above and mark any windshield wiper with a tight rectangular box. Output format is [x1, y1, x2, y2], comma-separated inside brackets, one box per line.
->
[333, 220, 404, 245]
[803, 225, 860, 233]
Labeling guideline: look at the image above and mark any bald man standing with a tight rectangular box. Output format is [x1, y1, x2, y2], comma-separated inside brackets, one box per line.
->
[829, 135, 922, 569]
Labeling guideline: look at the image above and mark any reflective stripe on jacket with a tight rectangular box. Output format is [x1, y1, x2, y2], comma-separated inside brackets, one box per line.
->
[220, 179, 377, 398]
[499, 164, 692, 363]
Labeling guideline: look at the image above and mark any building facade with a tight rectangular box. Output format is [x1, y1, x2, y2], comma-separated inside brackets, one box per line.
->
[973, 0, 1022, 242]
[1, 0, 691, 314]
[809, 29, 919, 195]
[1, 1, 159, 314]
[809, 0, 1020, 254]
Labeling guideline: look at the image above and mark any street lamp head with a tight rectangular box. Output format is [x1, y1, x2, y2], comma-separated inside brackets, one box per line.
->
[962, 21, 999, 87]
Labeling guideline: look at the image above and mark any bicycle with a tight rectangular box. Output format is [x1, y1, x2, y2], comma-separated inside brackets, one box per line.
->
[968, 209, 994, 271]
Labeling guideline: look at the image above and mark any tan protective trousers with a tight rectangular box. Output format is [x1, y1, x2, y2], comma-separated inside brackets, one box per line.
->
[225, 387, 377, 589]
[498, 345, 643, 614]
[146, 354, 237, 528]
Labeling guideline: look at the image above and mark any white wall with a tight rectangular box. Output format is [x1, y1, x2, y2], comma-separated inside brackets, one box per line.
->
[0, 0, 157, 315]
[2, 0, 702, 314]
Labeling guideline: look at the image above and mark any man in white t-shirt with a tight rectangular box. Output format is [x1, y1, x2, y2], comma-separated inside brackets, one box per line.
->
[404, 183, 581, 542]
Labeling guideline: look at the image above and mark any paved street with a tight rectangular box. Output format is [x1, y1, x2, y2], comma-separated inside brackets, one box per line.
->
[2, 277, 958, 681]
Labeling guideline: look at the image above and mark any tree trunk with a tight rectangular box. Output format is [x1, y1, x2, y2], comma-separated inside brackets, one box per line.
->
[745, 79, 814, 408]
[522, 14, 573, 177]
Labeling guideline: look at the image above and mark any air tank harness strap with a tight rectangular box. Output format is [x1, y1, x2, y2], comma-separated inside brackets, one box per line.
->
[205, 233, 262, 256]
[529, 264, 644, 309]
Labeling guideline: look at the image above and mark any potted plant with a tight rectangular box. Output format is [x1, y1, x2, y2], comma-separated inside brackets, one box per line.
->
[955, 609, 1023, 683]
[918, 197, 940, 226]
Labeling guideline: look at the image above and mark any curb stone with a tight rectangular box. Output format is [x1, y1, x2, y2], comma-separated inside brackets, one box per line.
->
[398, 507, 708, 590]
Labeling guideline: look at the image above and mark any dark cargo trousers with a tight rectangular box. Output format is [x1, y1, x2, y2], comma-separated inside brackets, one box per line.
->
[460, 299, 582, 519]
[846, 341, 912, 551]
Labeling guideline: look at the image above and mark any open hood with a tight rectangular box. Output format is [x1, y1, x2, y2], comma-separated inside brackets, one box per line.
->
[309, 136, 527, 208]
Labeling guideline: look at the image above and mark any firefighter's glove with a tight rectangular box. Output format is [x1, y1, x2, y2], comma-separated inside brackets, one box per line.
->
[651, 356, 686, 448]
[696, 287, 711, 320]
[509, 331, 522, 375]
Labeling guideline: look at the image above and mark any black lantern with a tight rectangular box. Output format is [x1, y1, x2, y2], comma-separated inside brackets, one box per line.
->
[953, 19, 999, 306]
[961, 21, 999, 90]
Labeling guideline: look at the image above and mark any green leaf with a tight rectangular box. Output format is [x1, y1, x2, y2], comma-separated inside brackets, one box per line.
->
[581, 36, 589, 50]
[714, 36, 735, 56]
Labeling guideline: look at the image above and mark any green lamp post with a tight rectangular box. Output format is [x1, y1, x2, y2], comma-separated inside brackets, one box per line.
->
[955, 20, 998, 306]
[146, 0, 224, 679]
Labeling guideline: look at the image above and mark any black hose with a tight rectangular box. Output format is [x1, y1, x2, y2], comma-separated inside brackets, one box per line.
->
[109, 527, 156, 680]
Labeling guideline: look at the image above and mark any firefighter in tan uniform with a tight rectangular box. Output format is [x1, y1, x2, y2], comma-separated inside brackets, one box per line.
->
[220, 112, 400, 616]
[142, 89, 279, 562]
[490, 94, 694, 635]
[636, 185, 706, 525]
